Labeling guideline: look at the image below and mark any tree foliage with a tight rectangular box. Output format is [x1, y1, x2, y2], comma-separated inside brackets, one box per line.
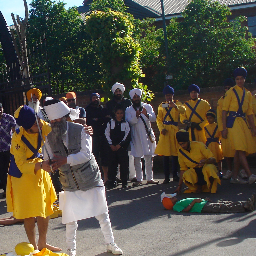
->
[90, 0, 127, 13]
[85, 9, 153, 100]
[27, 0, 100, 94]
[164, 0, 256, 90]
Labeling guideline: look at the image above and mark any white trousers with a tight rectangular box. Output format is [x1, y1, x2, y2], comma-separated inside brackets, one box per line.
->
[66, 212, 115, 250]
[128, 151, 136, 179]
[134, 155, 153, 182]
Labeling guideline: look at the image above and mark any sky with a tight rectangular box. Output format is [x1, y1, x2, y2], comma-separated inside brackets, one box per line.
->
[0, 0, 84, 26]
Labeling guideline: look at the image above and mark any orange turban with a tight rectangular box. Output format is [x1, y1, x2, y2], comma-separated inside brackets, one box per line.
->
[162, 197, 174, 210]
[26, 88, 42, 101]
[66, 92, 76, 99]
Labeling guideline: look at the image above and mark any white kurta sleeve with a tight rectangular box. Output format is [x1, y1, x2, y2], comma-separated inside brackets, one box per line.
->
[43, 138, 54, 161]
[125, 106, 139, 125]
[67, 129, 92, 166]
[105, 121, 112, 145]
[145, 104, 156, 122]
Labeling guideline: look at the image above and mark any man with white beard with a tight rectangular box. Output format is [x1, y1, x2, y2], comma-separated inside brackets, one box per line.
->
[125, 88, 159, 186]
[43, 99, 123, 256]
[26, 88, 48, 121]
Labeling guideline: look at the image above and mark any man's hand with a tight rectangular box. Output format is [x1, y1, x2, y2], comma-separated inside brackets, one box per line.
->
[198, 159, 207, 167]
[161, 129, 168, 135]
[169, 101, 177, 108]
[52, 155, 67, 170]
[221, 129, 228, 139]
[251, 126, 256, 137]
[174, 185, 182, 194]
[83, 125, 93, 136]
[42, 160, 54, 173]
[141, 108, 148, 118]
[136, 110, 141, 118]
[115, 144, 121, 151]
[110, 145, 116, 151]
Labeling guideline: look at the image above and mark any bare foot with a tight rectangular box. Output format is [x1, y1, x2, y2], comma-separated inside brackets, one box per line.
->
[0, 216, 23, 226]
[38, 243, 62, 252]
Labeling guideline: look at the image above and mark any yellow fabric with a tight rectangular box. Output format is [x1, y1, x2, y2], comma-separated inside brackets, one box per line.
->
[204, 123, 223, 162]
[222, 85, 253, 115]
[222, 85, 255, 154]
[178, 141, 220, 193]
[26, 88, 42, 101]
[34, 248, 68, 256]
[217, 96, 235, 157]
[252, 94, 256, 125]
[178, 141, 214, 171]
[180, 98, 211, 143]
[155, 101, 185, 156]
[183, 164, 220, 193]
[6, 121, 57, 219]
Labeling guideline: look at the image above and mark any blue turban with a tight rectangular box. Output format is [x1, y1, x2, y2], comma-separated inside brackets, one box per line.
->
[233, 67, 247, 78]
[188, 84, 200, 93]
[163, 85, 174, 95]
[224, 78, 235, 87]
[90, 92, 100, 101]
[14, 105, 36, 130]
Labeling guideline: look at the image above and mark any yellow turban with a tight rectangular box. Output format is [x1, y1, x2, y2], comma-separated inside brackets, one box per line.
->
[26, 88, 42, 101]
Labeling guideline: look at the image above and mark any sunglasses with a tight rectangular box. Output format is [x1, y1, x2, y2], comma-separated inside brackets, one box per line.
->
[67, 98, 76, 102]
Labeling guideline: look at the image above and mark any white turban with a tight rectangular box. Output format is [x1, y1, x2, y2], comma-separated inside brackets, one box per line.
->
[44, 100, 71, 121]
[129, 88, 142, 99]
[112, 82, 125, 94]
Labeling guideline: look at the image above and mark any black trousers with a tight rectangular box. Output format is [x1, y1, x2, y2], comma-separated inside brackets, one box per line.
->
[108, 147, 129, 186]
[163, 156, 179, 180]
[0, 150, 10, 192]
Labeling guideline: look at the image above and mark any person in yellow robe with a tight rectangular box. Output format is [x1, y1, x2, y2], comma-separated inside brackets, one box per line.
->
[180, 84, 211, 143]
[155, 85, 185, 183]
[6, 105, 60, 252]
[222, 67, 256, 184]
[174, 130, 221, 194]
[204, 109, 223, 176]
[217, 79, 236, 180]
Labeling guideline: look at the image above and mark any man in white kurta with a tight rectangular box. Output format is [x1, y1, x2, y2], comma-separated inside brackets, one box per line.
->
[125, 88, 159, 186]
[43, 99, 123, 256]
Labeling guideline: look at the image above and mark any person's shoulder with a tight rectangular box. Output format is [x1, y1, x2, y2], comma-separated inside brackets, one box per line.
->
[191, 141, 205, 148]
[5, 113, 15, 120]
[198, 98, 210, 105]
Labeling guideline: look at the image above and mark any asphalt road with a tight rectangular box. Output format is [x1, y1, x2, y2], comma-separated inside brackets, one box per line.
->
[0, 171, 256, 256]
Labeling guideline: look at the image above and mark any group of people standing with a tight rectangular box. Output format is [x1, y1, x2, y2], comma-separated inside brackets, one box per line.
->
[1, 66, 256, 255]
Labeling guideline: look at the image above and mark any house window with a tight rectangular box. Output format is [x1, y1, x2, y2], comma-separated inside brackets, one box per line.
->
[248, 16, 256, 37]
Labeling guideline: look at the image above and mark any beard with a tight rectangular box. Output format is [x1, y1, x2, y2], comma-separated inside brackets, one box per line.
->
[68, 102, 76, 109]
[28, 100, 40, 113]
[51, 118, 67, 145]
[132, 99, 141, 108]
[91, 100, 99, 107]
[114, 94, 122, 100]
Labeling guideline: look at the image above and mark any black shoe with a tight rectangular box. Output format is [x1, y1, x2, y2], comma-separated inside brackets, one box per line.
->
[122, 184, 128, 189]
[173, 176, 179, 182]
[106, 181, 117, 190]
[116, 178, 122, 184]
[2, 191, 6, 199]
[130, 177, 137, 182]
[162, 179, 170, 184]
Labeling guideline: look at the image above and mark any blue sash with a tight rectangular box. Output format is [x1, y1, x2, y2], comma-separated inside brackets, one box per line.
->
[163, 107, 178, 126]
[179, 149, 199, 165]
[185, 99, 204, 122]
[226, 88, 246, 128]
[204, 125, 219, 147]
[8, 130, 42, 178]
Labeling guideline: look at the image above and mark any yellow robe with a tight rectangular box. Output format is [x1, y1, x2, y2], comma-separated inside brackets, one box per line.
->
[180, 98, 210, 143]
[251, 94, 256, 144]
[6, 121, 57, 219]
[222, 85, 255, 154]
[155, 100, 185, 156]
[217, 96, 235, 157]
[204, 122, 223, 162]
[178, 141, 220, 193]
